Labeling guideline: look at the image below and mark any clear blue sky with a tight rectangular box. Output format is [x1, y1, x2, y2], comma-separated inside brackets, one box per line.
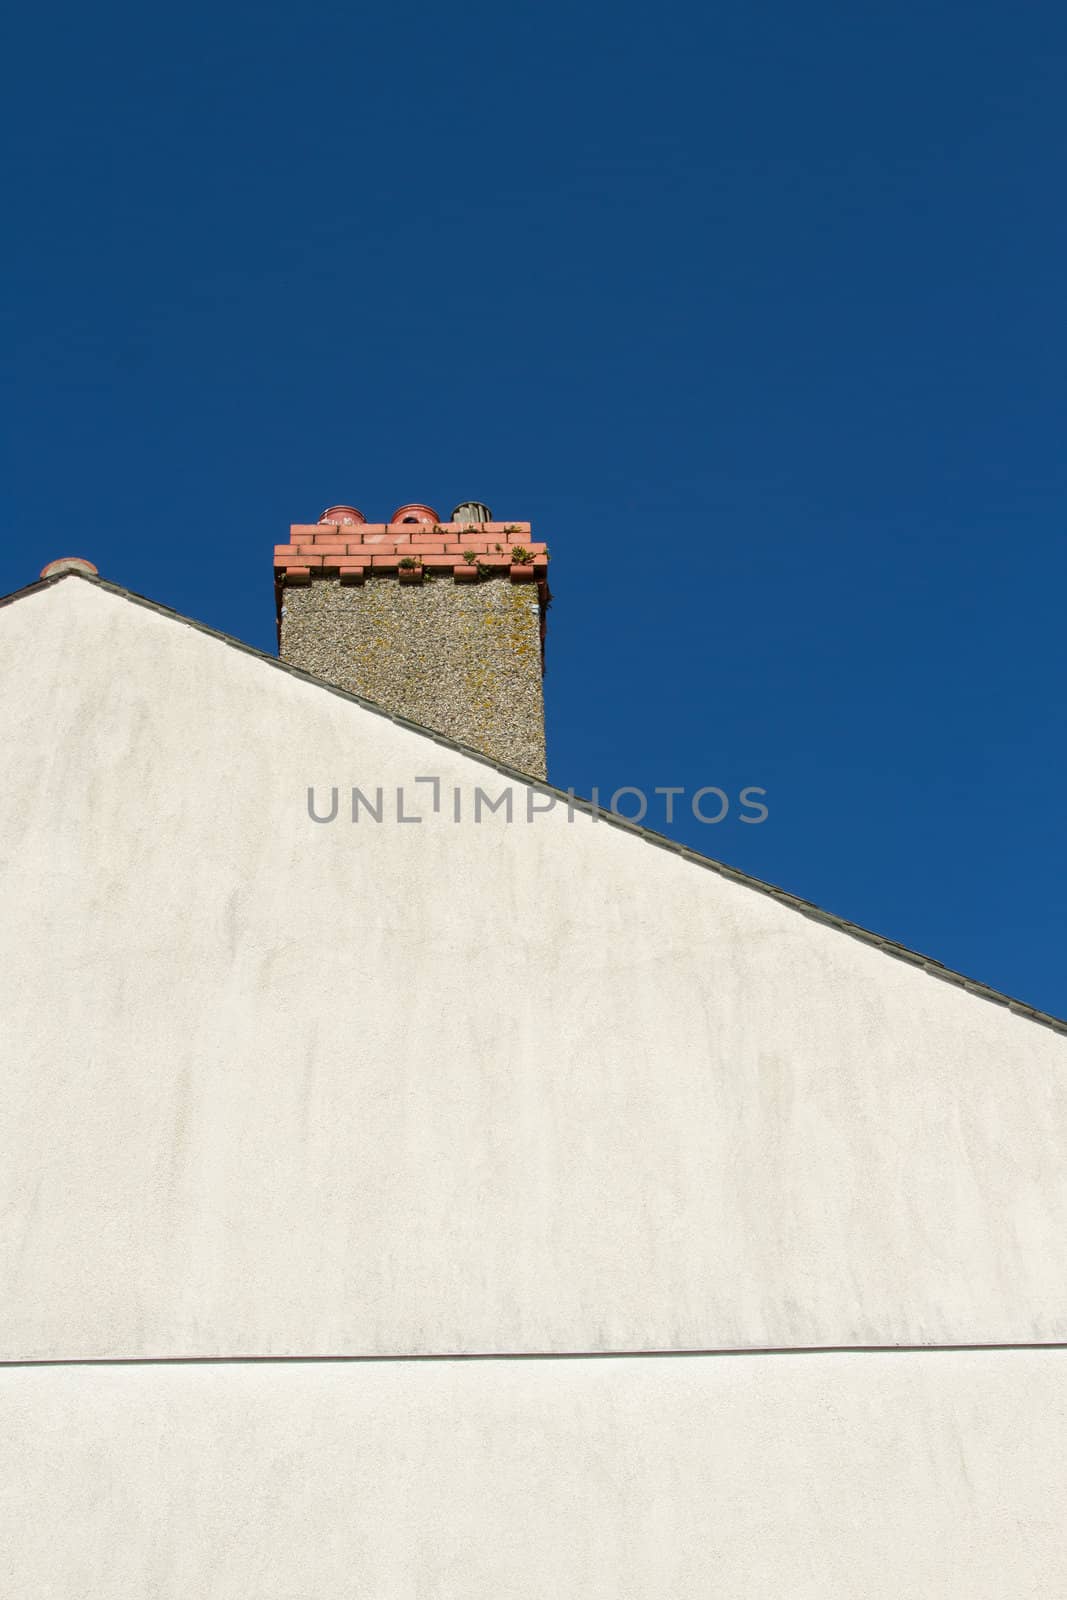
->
[4, 0, 1065, 1015]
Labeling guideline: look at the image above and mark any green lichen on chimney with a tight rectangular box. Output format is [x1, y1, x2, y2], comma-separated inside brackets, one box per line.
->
[280, 575, 546, 779]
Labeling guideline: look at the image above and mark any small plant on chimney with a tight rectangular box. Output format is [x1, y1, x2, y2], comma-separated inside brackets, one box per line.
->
[511, 545, 533, 565]
[503, 524, 522, 535]
[398, 555, 422, 569]
[463, 549, 478, 566]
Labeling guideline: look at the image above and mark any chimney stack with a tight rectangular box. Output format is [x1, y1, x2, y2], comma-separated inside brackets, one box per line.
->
[275, 501, 550, 778]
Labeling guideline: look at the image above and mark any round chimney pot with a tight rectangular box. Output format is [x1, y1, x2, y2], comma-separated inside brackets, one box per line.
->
[40, 557, 98, 580]
[319, 506, 366, 526]
[452, 501, 493, 524]
[390, 503, 440, 526]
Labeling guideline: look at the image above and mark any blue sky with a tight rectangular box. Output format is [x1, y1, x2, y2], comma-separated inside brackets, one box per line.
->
[4, 0, 1065, 1014]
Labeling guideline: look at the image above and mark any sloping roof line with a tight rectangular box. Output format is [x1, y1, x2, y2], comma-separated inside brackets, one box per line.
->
[6, 570, 1065, 1039]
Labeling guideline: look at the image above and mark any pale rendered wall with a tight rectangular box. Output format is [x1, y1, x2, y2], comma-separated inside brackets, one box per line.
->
[2, 1351, 1066, 1598]
[1, 576, 1066, 1360]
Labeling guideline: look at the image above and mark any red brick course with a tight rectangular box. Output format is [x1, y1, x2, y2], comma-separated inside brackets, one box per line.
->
[275, 515, 547, 591]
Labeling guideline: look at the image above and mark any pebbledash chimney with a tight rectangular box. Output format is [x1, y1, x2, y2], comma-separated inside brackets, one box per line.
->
[275, 501, 550, 778]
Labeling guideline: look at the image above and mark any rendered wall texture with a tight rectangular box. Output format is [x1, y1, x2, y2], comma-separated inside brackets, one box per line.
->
[3, 1351, 1066, 1598]
[4, 576, 1067, 1598]
[280, 574, 546, 777]
[1, 578, 1066, 1361]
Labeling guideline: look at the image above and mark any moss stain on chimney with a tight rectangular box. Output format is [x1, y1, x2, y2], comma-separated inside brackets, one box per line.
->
[280, 575, 547, 779]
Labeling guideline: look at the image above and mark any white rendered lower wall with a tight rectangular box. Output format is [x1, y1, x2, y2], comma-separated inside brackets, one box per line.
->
[2, 1350, 1065, 1598]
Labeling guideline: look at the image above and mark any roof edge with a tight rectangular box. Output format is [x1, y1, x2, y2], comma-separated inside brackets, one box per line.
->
[6, 570, 1066, 1038]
